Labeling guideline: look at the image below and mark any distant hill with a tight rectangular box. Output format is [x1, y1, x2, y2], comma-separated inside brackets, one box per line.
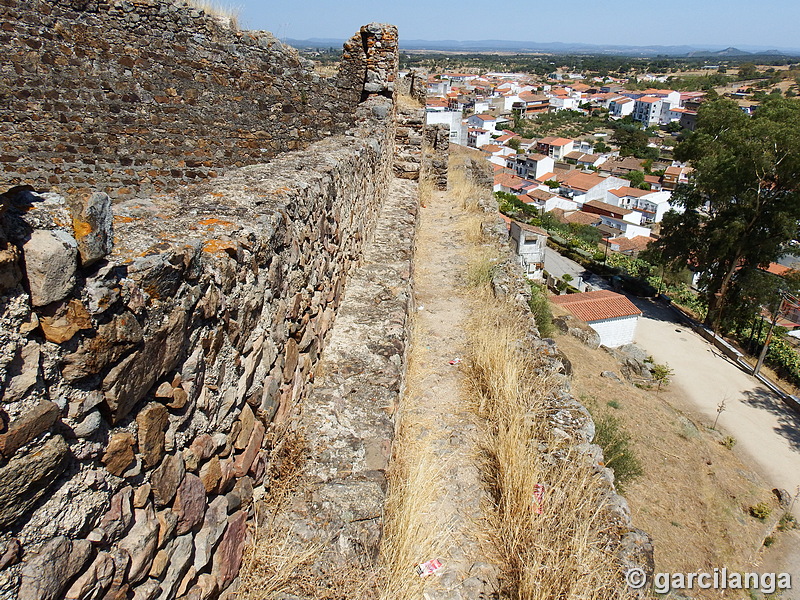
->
[285, 37, 800, 58]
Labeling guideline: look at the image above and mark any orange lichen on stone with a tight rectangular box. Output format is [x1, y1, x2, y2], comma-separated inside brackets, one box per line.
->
[198, 218, 234, 228]
[72, 216, 92, 240]
[114, 215, 137, 224]
[203, 239, 237, 258]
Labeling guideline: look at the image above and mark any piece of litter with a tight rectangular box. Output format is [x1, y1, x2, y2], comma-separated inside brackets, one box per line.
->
[449, 358, 462, 365]
[417, 305, 425, 311]
[532, 483, 545, 515]
[416, 558, 443, 577]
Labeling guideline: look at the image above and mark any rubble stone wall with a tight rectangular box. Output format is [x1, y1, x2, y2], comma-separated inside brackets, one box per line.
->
[0, 0, 397, 197]
[0, 14, 401, 600]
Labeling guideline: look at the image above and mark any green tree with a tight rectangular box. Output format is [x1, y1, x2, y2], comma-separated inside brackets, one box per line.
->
[650, 97, 800, 333]
[738, 62, 759, 79]
[612, 124, 649, 157]
[622, 170, 646, 187]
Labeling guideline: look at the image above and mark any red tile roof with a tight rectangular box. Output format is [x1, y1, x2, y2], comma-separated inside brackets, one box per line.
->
[557, 170, 606, 192]
[550, 290, 642, 322]
[494, 172, 528, 189]
[583, 199, 634, 216]
[607, 235, 652, 253]
[563, 210, 601, 226]
[608, 186, 650, 198]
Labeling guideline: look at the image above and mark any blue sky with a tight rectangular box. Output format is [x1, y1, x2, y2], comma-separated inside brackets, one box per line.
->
[231, 0, 800, 50]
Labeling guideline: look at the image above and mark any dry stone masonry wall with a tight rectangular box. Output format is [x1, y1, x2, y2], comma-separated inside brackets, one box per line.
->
[0, 11, 402, 600]
[0, 0, 382, 196]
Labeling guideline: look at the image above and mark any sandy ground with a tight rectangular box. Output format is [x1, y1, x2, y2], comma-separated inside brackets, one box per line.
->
[630, 297, 800, 590]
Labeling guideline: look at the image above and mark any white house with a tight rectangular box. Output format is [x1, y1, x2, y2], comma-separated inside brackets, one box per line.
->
[609, 97, 634, 118]
[466, 113, 498, 132]
[467, 127, 492, 148]
[522, 188, 578, 213]
[606, 187, 676, 223]
[550, 290, 642, 347]
[632, 96, 664, 126]
[581, 199, 652, 238]
[426, 110, 465, 146]
[509, 221, 548, 280]
[556, 171, 628, 205]
[537, 136, 574, 160]
[507, 153, 555, 181]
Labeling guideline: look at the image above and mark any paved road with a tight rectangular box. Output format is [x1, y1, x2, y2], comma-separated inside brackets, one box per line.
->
[543, 247, 610, 291]
[631, 297, 800, 520]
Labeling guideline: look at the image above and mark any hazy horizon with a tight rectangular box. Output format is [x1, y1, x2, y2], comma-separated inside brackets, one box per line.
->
[232, 0, 800, 52]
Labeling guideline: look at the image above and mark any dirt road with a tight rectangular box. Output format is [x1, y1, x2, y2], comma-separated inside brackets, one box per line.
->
[632, 299, 800, 514]
[631, 298, 800, 591]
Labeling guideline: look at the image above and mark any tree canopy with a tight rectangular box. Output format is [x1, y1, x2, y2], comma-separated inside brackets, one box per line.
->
[649, 97, 800, 332]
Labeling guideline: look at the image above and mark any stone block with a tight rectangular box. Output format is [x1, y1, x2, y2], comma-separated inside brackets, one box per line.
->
[0, 435, 69, 529]
[22, 229, 78, 306]
[0, 400, 59, 457]
[69, 191, 113, 267]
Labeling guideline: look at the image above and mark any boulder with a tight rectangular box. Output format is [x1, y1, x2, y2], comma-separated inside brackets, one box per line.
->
[69, 191, 113, 267]
[22, 229, 78, 306]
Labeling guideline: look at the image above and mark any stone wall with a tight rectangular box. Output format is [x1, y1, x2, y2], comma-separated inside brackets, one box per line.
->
[0, 16, 401, 600]
[422, 124, 450, 191]
[0, 0, 391, 197]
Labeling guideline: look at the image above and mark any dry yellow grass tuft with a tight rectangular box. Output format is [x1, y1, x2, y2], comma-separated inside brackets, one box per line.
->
[448, 145, 490, 212]
[396, 92, 424, 111]
[186, 0, 240, 28]
[377, 308, 452, 600]
[466, 283, 636, 599]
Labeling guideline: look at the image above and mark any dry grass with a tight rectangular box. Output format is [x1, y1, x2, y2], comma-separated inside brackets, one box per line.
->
[314, 63, 339, 78]
[465, 282, 636, 600]
[418, 174, 434, 209]
[448, 147, 489, 212]
[377, 309, 452, 600]
[396, 92, 424, 111]
[187, 0, 240, 28]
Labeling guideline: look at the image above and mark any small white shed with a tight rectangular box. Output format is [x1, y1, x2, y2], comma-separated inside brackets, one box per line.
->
[551, 290, 642, 347]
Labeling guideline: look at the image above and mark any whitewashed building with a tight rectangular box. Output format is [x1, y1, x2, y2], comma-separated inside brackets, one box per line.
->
[551, 290, 642, 347]
[509, 221, 548, 280]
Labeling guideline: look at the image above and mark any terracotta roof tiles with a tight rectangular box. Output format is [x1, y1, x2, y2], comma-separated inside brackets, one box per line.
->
[550, 290, 642, 322]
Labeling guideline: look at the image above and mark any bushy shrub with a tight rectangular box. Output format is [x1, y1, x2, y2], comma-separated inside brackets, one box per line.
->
[593, 414, 643, 491]
[528, 282, 554, 337]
